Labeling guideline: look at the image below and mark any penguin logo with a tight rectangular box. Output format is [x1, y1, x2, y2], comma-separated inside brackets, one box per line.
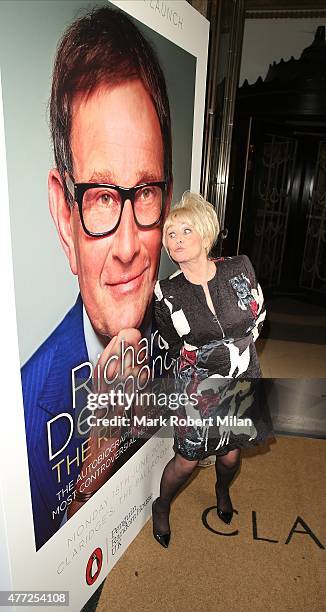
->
[85, 547, 103, 586]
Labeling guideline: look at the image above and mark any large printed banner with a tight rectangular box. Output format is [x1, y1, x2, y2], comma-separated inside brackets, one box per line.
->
[0, 1, 209, 610]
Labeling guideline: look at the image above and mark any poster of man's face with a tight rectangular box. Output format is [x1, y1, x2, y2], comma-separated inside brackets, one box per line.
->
[1, 0, 196, 364]
[0, 0, 198, 550]
[57, 79, 165, 337]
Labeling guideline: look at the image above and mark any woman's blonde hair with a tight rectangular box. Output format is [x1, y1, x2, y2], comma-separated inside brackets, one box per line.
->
[163, 191, 220, 255]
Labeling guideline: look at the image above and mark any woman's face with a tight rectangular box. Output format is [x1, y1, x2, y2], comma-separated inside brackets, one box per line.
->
[165, 220, 207, 264]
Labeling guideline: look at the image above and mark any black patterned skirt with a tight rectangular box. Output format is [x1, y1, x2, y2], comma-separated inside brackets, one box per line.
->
[171, 340, 274, 460]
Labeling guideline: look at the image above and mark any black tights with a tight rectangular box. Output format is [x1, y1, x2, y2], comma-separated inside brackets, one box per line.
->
[154, 449, 241, 533]
[154, 453, 199, 533]
[215, 449, 241, 513]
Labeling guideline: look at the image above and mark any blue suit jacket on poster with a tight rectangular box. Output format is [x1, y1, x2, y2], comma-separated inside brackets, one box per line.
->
[21, 294, 89, 550]
[21, 294, 167, 551]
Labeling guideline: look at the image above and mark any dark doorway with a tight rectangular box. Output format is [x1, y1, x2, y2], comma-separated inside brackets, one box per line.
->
[234, 120, 326, 305]
[225, 26, 326, 307]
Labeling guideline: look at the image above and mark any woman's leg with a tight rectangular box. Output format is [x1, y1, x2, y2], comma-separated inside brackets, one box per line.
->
[153, 452, 199, 536]
[215, 448, 241, 522]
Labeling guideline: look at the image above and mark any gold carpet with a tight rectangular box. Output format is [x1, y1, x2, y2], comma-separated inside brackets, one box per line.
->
[97, 437, 326, 612]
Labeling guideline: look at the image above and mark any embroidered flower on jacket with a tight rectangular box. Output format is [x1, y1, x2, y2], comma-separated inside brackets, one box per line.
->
[230, 273, 258, 318]
[180, 346, 197, 369]
[249, 300, 258, 318]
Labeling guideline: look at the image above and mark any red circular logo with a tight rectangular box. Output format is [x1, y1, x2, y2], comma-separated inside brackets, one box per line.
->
[85, 547, 103, 586]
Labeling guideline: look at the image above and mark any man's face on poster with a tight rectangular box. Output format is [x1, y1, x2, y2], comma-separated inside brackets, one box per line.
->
[52, 79, 170, 338]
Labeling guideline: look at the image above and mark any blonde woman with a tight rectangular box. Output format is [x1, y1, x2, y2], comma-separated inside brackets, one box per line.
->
[152, 192, 272, 548]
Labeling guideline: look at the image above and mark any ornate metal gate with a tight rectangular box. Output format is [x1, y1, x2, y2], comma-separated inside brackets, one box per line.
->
[300, 140, 326, 295]
[249, 134, 297, 287]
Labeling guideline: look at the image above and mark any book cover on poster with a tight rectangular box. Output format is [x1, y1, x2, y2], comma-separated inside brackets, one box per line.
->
[0, 1, 209, 609]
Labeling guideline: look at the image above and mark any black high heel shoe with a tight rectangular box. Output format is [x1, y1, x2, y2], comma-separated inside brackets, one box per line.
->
[215, 483, 233, 525]
[152, 498, 171, 548]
